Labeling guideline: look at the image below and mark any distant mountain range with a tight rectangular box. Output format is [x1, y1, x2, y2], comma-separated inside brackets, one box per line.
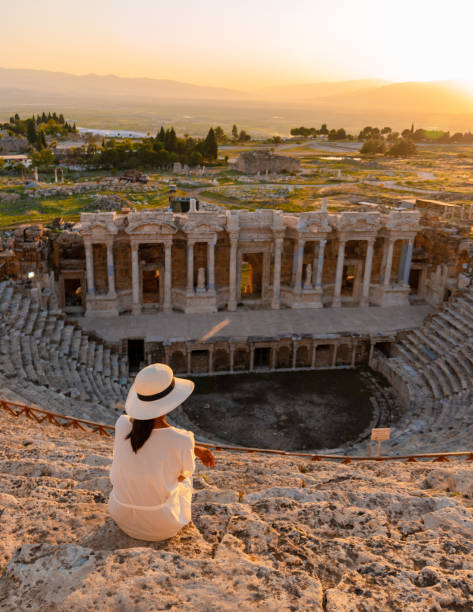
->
[1, 68, 472, 134]
[0, 68, 246, 101]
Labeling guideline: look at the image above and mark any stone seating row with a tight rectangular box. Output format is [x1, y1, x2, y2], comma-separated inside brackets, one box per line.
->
[381, 288, 473, 452]
[0, 281, 131, 420]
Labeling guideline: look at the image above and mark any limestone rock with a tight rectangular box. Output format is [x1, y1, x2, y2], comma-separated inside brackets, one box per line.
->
[1, 410, 473, 610]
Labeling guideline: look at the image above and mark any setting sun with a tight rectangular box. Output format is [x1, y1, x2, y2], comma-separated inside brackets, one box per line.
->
[1, 0, 473, 88]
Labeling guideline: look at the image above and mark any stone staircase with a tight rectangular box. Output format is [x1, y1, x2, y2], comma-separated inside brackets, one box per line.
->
[1, 408, 473, 611]
[0, 281, 130, 424]
[376, 288, 473, 452]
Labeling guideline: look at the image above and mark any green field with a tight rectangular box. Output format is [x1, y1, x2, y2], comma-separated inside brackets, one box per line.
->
[1, 140, 473, 228]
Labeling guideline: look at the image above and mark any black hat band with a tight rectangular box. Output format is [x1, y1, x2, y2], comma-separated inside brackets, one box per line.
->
[137, 378, 176, 402]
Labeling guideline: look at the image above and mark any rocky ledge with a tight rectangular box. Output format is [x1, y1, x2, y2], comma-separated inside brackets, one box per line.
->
[0, 409, 472, 611]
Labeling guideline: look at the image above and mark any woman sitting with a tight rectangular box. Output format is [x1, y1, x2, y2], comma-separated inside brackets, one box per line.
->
[108, 362, 214, 541]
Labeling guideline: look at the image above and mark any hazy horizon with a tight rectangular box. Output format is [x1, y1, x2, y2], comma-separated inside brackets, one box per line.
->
[2, 0, 473, 90]
[2, 0, 473, 135]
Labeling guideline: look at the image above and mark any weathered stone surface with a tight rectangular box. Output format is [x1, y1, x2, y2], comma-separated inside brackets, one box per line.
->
[0, 409, 473, 611]
[235, 150, 300, 174]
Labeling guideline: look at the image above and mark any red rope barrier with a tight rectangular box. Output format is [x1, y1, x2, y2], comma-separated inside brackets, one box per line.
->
[0, 398, 472, 463]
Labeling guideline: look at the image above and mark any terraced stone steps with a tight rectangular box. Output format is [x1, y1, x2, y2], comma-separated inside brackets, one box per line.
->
[0, 282, 131, 423]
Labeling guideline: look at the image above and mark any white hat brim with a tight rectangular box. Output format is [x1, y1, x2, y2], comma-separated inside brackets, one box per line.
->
[125, 377, 194, 420]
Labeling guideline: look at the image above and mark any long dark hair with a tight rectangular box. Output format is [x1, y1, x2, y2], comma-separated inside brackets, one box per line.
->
[126, 418, 154, 453]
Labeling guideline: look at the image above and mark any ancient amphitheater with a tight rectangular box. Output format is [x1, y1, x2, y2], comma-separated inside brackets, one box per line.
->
[1, 197, 473, 609]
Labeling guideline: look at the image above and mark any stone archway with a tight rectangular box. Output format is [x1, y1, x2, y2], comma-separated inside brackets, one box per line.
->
[277, 345, 291, 368]
[296, 345, 310, 367]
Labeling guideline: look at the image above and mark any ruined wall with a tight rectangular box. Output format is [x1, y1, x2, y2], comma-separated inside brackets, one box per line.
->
[281, 238, 294, 286]
[114, 240, 131, 291]
[172, 240, 186, 288]
[235, 151, 300, 174]
[92, 243, 108, 293]
[215, 235, 230, 289]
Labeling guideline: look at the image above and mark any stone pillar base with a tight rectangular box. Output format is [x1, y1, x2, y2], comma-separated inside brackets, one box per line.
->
[183, 292, 217, 314]
[85, 295, 120, 317]
[371, 284, 410, 306]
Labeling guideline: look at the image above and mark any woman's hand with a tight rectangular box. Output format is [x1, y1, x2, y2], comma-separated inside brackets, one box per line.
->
[195, 445, 215, 468]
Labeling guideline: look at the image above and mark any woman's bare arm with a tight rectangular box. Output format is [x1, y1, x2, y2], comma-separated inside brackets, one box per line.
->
[194, 445, 215, 468]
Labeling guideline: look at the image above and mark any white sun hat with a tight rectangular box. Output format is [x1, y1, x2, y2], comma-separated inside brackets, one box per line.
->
[125, 363, 194, 420]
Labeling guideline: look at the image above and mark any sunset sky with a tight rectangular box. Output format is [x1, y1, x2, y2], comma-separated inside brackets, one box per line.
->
[2, 0, 473, 89]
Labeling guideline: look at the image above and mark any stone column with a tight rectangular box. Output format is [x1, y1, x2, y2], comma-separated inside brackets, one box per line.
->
[315, 239, 327, 289]
[187, 347, 192, 374]
[294, 239, 305, 293]
[228, 235, 238, 311]
[186, 239, 194, 295]
[292, 342, 297, 369]
[402, 238, 414, 285]
[163, 241, 172, 312]
[106, 241, 116, 297]
[368, 342, 375, 366]
[271, 345, 277, 370]
[331, 344, 338, 367]
[207, 239, 216, 292]
[311, 342, 317, 368]
[84, 242, 95, 295]
[332, 239, 346, 307]
[360, 238, 374, 307]
[351, 341, 357, 367]
[229, 344, 234, 372]
[383, 239, 395, 289]
[271, 237, 283, 309]
[249, 345, 255, 372]
[208, 346, 214, 374]
[131, 242, 140, 314]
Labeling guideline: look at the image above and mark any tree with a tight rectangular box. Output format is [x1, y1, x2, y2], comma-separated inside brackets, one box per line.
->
[238, 130, 251, 142]
[25, 119, 37, 146]
[232, 124, 238, 140]
[164, 128, 177, 152]
[188, 150, 203, 167]
[203, 127, 218, 160]
[360, 138, 385, 155]
[319, 124, 329, 135]
[381, 127, 392, 135]
[156, 126, 165, 142]
[38, 130, 47, 150]
[214, 126, 226, 144]
[386, 138, 417, 157]
[31, 149, 55, 168]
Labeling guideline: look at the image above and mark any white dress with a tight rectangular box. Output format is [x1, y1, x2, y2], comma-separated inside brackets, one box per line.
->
[108, 415, 195, 541]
